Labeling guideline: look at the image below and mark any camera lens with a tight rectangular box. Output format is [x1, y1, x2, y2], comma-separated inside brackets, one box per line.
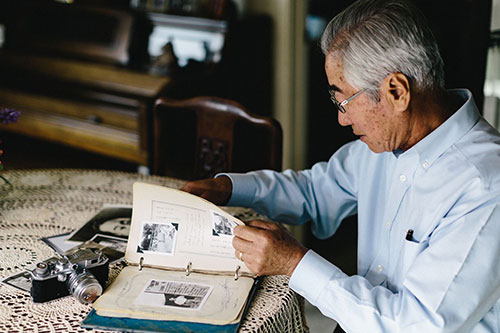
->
[67, 271, 102, 304]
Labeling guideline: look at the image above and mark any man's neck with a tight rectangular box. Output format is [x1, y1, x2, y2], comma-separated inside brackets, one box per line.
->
[400, 90, 458, 151]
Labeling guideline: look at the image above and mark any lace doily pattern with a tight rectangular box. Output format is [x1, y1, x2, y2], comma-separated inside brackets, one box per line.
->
[0, 169, 308, 332]
[240, 275, 308, 333]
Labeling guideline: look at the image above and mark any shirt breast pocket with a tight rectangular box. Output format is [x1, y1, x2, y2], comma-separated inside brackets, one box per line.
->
[401, 238, 428, 276]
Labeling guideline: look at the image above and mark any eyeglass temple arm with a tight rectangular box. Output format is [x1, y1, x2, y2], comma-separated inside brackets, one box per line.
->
[340, 88, 367, 106]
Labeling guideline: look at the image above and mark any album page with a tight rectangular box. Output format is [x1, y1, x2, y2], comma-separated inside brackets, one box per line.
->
[125, 182, 252, 275]
[93, 266, 254, 325]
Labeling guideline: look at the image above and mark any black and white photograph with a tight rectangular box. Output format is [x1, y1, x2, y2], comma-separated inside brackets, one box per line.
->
[1, 270, 32, 293]
[63, 240, 125, 264]
[41, 232, 80, 254]
[137, 221, 178, 255]
[67, 206, 132, 242]
[211, 211, 237, 237]
[90, 234, 128, 253]
[135, 279, 213, 310]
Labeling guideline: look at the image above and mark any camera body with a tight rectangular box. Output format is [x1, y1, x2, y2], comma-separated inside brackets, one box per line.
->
[30, 247, 109, 304]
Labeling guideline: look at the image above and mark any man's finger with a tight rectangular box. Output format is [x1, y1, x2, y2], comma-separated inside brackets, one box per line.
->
[232, 235, 255, 254]
[233, 224, 270, 242]
[245, 219, 281, 230]
[232, 226, 259, 243]
[179, 182, 203, 195]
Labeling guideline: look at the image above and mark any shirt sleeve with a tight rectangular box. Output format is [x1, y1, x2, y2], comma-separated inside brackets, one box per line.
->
[290, 203, 500, 332]
[218, 141, 360, 239]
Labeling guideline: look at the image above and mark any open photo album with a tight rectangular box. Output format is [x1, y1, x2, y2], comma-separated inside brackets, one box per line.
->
[83, 182, 258, 331]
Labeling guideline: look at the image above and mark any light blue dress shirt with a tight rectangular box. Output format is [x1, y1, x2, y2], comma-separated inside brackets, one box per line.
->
[223, 90, 500, 332]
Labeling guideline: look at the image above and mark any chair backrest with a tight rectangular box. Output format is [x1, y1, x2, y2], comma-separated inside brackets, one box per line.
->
[153, 96, 283, 180]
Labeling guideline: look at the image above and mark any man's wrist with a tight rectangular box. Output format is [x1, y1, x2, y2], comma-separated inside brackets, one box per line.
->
[213, 175, 232, 205]
[216, 173, 257, 206]
[287, 246, 309, 277]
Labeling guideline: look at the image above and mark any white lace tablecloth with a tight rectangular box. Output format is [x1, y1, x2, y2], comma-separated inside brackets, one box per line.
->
[0, 169, 308, 333]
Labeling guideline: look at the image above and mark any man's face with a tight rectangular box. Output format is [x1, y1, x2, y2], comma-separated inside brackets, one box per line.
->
[324, 54, 405, 153]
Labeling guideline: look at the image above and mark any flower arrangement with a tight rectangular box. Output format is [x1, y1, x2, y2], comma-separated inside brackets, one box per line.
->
[0, 107, 21, 185]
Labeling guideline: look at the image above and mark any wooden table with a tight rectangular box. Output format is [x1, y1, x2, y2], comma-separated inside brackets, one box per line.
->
[0, 169, 308, 332]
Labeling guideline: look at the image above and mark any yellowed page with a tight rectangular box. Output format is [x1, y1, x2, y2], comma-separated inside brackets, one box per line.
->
[93, 266, 254, 325]
[126, 182, 251, 275]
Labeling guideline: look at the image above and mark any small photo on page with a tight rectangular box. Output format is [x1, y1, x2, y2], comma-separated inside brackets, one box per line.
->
[137, 221, 178, 255]
[135, 279, 213, 310]
[211, 211, 237, 237]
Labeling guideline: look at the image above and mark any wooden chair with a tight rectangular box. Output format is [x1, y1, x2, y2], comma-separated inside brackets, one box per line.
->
[152, 96, 283, 180]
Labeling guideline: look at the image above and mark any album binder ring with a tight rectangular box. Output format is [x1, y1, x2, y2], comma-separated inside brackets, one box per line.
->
[139, 257, 144, 271]
[186, 262, 192, 276]
[234, 266, 240, 281]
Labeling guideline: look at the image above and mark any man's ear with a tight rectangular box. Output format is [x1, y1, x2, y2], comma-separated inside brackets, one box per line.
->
[383, 73, 410, 112]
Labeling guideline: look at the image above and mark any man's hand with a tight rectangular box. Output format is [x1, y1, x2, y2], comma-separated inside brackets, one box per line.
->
[232, 220, 308, 277]
[180, 176, 232, 205]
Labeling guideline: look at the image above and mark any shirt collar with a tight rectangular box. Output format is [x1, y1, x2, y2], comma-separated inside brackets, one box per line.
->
[396, 89, 480, 168]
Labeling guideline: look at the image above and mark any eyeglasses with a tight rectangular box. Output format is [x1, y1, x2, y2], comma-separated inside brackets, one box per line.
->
[329, 88, 367, 113]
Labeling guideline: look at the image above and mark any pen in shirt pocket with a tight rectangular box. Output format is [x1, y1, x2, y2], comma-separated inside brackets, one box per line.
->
[405, 229, 414, 241]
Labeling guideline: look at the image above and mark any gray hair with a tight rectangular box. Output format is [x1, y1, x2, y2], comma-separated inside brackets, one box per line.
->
[321, 0, 445, 99]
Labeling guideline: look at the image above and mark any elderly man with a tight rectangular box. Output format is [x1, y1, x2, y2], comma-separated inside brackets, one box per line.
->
[181, 0, 500, 331]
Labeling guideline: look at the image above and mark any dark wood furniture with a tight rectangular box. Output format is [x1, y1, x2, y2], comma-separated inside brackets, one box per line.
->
[0, 2, 172, 166]
[0, 1, 272, 169]
[0, 51, 169, 165]
[3, 4, 138, 65]
[153, 96, 283, 179]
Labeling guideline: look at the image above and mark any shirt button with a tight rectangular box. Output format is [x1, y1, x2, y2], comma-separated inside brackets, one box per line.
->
[399, 174, 407, 182]
[422, 161, 430, 169]
[385, 221, 391, 228]
[377, 265, 384, 273]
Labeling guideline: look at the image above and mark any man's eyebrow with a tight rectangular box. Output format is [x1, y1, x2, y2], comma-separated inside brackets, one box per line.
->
[328, 83, 342, 93]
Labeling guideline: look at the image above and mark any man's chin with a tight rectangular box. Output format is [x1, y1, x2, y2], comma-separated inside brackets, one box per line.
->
[360, 137, 385, 154]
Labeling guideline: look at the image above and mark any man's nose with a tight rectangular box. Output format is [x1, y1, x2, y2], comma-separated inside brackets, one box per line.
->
[338, 110, 352, 127]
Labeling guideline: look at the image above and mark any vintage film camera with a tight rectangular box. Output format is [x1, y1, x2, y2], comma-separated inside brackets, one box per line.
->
[30, 246, 109, 304]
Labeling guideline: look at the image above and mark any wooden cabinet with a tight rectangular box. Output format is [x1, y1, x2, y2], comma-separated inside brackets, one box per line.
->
[0, 1, 269, 169]
[0, 51, 170, 165]
[0, 1, 174, 167]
